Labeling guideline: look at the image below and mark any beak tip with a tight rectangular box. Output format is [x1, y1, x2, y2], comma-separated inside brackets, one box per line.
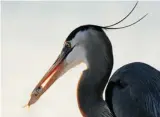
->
[22, 104, 27, 108]
[23, 104, 30, 109]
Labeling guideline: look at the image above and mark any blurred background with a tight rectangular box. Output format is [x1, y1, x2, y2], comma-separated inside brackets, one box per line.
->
[2, 1, 160, 117]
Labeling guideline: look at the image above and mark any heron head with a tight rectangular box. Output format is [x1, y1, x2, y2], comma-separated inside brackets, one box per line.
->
[26, 29, 89, 107]
[25, 1, 148, 108]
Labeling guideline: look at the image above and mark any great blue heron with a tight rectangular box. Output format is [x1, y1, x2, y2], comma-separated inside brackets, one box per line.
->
[25, 2, 160, 117]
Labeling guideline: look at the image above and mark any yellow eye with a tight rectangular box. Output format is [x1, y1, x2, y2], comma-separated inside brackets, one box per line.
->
[65, 41, 71, 48]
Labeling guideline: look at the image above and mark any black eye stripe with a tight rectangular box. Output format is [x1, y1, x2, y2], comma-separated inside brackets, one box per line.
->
[61, 44, 75, 59]
[63, 45, 73, 53]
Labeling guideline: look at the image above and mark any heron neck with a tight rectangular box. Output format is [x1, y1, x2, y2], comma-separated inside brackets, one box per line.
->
[77, 49, 113, 116]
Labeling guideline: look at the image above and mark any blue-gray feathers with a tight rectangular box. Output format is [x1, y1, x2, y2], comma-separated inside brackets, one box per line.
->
[106, 62, 160, 117]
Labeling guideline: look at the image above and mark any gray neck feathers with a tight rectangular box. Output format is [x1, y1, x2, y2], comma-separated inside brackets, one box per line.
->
[77, 29, 114, 116]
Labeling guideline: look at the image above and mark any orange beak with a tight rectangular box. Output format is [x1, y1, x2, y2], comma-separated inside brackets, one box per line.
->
[25, 48, 72, 107]
[34, 55, 65, 95]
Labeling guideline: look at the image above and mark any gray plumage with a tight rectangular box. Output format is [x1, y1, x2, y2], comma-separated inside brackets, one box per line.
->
[67, 26, 160, 117]
[36, 2, 160, 117]
[106, 62, 160, 117]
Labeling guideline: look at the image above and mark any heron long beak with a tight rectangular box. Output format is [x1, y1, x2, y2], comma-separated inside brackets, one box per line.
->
[27, 48, 71, 107]
[35, 51, 67, 93]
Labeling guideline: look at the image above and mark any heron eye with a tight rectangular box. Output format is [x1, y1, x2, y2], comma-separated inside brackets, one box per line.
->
[65, 41, 71, 48]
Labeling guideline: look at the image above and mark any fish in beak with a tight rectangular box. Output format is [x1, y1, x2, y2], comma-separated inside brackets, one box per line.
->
[25, 42, 74, 107]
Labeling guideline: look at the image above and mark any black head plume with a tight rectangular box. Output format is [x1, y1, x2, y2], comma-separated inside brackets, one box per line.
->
[101, 1, 148, 30]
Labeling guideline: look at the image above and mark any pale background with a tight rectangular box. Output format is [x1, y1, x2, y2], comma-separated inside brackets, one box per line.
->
[2, 1, 160, 117]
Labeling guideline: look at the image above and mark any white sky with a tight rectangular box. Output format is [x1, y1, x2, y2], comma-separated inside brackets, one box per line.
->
[2, 1, 160, 117]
